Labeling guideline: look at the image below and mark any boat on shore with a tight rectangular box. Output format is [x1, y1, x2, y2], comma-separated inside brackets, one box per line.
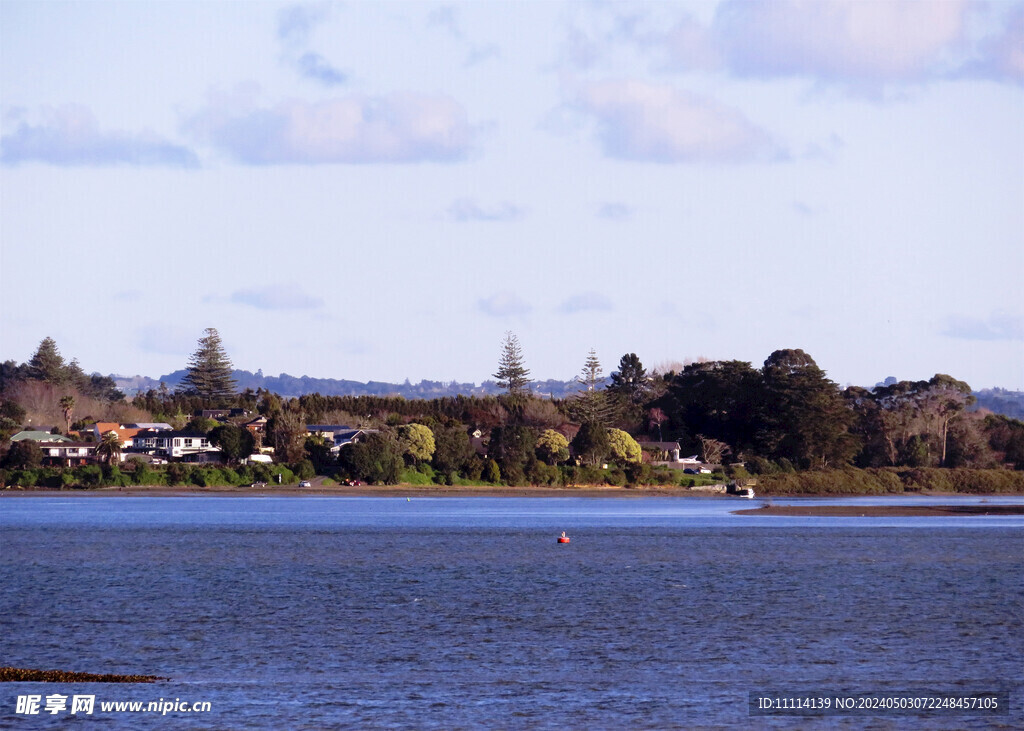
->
[726, 483, 756, 499]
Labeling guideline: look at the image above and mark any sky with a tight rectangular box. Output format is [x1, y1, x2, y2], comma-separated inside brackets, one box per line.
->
[1, 0, 1022, 390]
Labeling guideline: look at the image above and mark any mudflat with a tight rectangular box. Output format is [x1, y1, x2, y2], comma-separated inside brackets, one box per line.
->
[735, 504, 1024, 517]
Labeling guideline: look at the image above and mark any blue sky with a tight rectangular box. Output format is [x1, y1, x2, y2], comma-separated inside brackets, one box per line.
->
[2, 1, 1022, 389]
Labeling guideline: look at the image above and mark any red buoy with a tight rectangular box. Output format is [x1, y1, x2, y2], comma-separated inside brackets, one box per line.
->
[558, 532, 570, 543]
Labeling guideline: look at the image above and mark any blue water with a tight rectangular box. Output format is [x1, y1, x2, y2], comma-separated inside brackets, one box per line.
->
[1, 496, 1022, 728]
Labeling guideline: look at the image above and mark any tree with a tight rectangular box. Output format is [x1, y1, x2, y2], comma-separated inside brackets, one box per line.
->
[0, 399, 27, 441]
[579, 349, 603, 390]
[493, 332, 531, 396]
[208, 424, 255, 464]
[59, 395, 75, 434]
[608, 353, 649, 406]
[432, 426, 475, 478]
[922, 374, 975, 466]
[3, 440, 42, 469]
[28, 337, 66, 383]
[663, 360, 763, 456]
[96, 431, 122, 465]
[397, 423, 435, 464]
[535, 429, 570, 465]
[340, 431, 404, 484]
[646, 407, 668, 441]
[267, 409, 307, 464]
[760, 349, 858, 468]
[696, 434, 730, 465]
[571, 421, 610, 466]
[488, 424, 536, 485]
[303, 432, 335, 474]
[179, 328, 237, 403]
[569, 349, 614, 425]
[607, 428, 642, 464]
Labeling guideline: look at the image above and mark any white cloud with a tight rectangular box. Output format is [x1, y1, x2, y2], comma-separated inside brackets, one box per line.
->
[568, 0, 1022, 91]
[711, 0, 970, 84]
[449, 198, 523, 222]
[277, 4, 347, 86]
[942, 312, 1024, 341]
[596, 202, 631, 220]
[478, 292, 532, 317]
[229, 286, 323, 311]
[1, 105, 198, 167]
[569, 80, 782, 163]
[186, 94, 476, 164]
[559, 292, 613, 314]
[137, 325, 200, 357]
[428, 5, 501, 67]
[965, 4, 1024, 85]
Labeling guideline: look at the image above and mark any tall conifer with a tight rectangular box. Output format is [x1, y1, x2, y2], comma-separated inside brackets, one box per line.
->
[493, 332, 531, 396]
[180, 328, 237, 403]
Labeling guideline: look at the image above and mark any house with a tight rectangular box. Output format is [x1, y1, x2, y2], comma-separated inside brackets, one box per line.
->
[150, 431, 222, 461]
[197, 409, 247, 420]
[306, 425, 354, 439]
[91, 423, 144, 447]
[305, 426, 377, 454]
[37, 441, 99, 466]
[11, 431, 72, 443]
[244, 416, 267, 435]
[639, 441, 681, 463]
[129, 428, 168, 454]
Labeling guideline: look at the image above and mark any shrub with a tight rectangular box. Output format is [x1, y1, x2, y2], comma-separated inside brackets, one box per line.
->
[77, 465, 104, 487]
[607, 429, 642, 465]
[625, 462, 651, 486]
[397, 423, 435, 464]
[166, 463, 188, 486]
[527, 460, 561, 486]
[398, 467, 435, 486]
[604, 468, 627, 486]
[294, 459, 316, 480]
[535, 429, 570, 465]
[746, 456, 776, 475]
[9, 469, 39, 487]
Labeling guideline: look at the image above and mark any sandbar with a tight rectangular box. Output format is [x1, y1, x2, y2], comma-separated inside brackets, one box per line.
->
[734, 504, 1024, 517]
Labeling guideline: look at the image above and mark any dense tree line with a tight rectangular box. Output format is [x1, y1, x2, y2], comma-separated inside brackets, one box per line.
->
[3, 332, 1024, 489]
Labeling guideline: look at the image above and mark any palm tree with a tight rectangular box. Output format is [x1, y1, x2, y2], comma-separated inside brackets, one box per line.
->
[59, 395, 75, 434]
[96, 431, 122, 465]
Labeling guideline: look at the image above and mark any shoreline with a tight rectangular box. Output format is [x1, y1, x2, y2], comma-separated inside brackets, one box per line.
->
[3, 485, 1024, 502]
[0, 484, 704, 498]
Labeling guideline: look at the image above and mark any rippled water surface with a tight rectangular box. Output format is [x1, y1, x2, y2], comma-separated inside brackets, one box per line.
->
[1, 496, 1022, 728]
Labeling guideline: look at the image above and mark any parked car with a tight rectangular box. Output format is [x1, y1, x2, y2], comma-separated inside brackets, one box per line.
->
[251, 481, 267, 488]
[298, 480, 312, 487]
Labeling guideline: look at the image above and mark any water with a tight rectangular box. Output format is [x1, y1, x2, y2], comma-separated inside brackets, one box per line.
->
[1, 496, 1022, 728]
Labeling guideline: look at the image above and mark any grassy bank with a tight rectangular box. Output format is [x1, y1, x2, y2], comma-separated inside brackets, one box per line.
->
[756, 467, 1024, 495]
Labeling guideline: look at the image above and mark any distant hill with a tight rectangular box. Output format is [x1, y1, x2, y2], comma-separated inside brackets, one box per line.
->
[112, 369, 595, 400]
[973, 388, 1024, 420]
[110, 371, 1024, 420]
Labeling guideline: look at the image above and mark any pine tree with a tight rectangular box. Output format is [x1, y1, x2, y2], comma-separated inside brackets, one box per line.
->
[608, 353, 649, 405]
[493, 332, 531, 396]
[28, 337, 66, 383]
[179, 328, 237, 403]
[579, 349, 603, 391]
[569, 349, 614, 425]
